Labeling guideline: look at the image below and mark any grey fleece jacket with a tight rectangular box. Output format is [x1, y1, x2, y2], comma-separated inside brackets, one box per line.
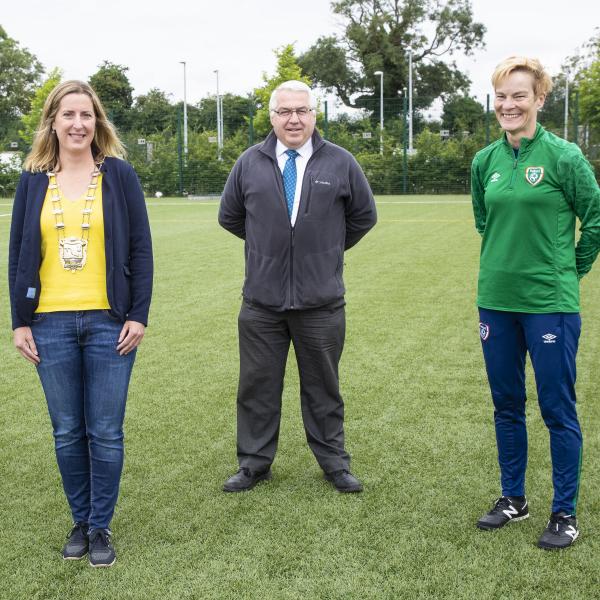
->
[218, 130, 377, 311]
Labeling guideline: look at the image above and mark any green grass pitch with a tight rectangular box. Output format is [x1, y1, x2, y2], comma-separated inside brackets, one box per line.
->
[0, 196, 599, 599]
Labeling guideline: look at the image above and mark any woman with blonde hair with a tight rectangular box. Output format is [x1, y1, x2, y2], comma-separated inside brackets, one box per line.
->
[471, 57, 600, 549]
[9, 80, 153, 566]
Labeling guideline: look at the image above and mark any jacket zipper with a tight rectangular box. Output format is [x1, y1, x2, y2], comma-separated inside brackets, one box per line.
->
[272, 160, 295, 308]
[272, 143, 324, 310]
[507, 134, 534, 190]
[509, 156, 518, 190]
[289, 228, 295, 308]
[291, 151, 321, 307]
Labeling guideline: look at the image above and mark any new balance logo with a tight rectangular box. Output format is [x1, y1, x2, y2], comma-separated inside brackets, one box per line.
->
[542, 333, 557, 344]
[503, 503, 522, 519]
[565, 526, 578, 540]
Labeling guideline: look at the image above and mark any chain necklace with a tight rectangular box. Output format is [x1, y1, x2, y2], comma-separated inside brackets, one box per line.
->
[46, 164, 101, 272]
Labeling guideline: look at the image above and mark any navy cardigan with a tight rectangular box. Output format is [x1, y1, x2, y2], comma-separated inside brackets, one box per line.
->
[8, 157, 153, 329]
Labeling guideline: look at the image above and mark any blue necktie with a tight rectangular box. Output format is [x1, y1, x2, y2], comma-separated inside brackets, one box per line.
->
[282, 149, 299, 218]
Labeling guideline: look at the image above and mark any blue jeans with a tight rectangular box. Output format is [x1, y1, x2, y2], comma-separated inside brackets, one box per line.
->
[30, 310, 136, 530]
[479, 308, 582, 514]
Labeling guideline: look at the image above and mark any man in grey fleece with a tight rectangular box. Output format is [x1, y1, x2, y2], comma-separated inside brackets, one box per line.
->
[218, 80, 377, 493]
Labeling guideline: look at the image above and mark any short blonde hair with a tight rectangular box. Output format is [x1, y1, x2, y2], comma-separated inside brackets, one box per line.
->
[492, 56, 553, 97]
[24, 80, 126, 172]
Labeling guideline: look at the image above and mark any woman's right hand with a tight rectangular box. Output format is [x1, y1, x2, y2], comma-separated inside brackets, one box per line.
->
[13, 326, 40, 365]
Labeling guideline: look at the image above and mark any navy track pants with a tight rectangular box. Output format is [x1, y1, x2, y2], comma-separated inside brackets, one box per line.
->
[478, 308, 582, 514]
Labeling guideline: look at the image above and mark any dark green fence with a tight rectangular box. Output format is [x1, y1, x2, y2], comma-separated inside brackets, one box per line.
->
[2, 93, 598, 198]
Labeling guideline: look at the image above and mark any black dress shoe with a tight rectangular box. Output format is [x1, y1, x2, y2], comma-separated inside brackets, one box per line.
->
[324, 469, 363, 493]
[223, 467, 272, 492]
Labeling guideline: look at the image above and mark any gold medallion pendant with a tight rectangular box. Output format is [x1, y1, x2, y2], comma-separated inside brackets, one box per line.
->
[47, 164, 101, 272]
[59, 237, 88, 271]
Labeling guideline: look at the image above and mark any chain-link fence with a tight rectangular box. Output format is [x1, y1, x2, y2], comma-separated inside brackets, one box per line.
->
[2, 94, 598, 198]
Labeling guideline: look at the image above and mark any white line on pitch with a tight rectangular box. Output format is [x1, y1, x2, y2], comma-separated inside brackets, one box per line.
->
[146, 202, 219, 206]
[376, 200, 471, 204]
[145, 200, 471, 207]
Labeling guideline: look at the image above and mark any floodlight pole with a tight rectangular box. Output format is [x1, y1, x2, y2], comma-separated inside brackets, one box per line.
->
[407, 48, 414, 154]
[374, 70, 384, 155]
[214, 69, 223, 159]
[179, 61, 188, 158]
[402, 87, 408, 194]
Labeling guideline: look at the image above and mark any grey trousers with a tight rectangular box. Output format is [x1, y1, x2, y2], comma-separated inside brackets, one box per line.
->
[236, 300, 351, 474]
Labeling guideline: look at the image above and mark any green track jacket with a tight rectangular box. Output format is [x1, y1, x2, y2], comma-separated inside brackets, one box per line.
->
[471, 124, 600, 313]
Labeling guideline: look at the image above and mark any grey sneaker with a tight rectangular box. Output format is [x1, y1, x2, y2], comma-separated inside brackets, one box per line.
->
[62, 522, 89, 560]
[88, 529, 116, 567]
[538, 512, 579, 550]
[477, 496, 529, 530]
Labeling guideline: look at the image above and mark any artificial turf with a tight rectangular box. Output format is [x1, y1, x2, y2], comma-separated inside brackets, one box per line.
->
[0, 196, 598, 599]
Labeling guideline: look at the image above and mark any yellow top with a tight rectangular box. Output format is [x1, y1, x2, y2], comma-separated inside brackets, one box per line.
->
[36, 174, 110, 312]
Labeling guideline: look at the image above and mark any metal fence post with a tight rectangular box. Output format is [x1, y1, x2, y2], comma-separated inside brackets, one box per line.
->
[573, 90, 579, 146]
[248, 101, 254, 147]
[485, 94, 490, 146]
[403, 92, 408, 194]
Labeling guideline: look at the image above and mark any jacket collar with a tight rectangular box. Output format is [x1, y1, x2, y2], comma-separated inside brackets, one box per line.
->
[100, 156, 118, 172]
[259, 129, 326, 161]
[26, 158, 117, 227]
[28, 170, 50, 205]
[502, 122, 545, 155]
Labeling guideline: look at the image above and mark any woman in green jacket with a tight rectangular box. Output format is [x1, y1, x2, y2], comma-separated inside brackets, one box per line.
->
[471, 56, 600, 549]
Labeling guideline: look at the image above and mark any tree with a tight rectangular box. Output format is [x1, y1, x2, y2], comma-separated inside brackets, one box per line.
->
[540, 29, 600, 139]
[299, 0, 485, 109]
[441, 94, 485, 134]
[131, 88, 176, 133]
[298, 36, 359, 107]
[19, 68, 63, 147]
[578, 56, 600, 131]
[195, 94, 252, 137]
[576, 57, 600, 170]
[89, 61, 133, 131]
[0, 26, 44, 139]
[537, 71, 566, 133]
[252, 44, 311, 137]
[0, 152, 22, 196]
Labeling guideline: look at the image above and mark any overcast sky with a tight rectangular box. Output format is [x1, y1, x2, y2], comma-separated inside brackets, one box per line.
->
[2, 0, 598, 115]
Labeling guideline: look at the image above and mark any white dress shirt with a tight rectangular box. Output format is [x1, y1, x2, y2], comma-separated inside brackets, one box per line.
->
[276, 138, 313, 227]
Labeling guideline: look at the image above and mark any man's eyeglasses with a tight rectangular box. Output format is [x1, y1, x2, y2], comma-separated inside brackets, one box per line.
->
[271, 107, 314, 118]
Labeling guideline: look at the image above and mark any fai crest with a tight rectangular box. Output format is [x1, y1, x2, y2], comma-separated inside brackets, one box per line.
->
[479, 322, 490, 341]
[525, 166, 544, 186]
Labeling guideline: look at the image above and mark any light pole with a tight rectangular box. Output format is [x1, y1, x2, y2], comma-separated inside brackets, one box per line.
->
[407, 48, 414, 154]
[214, 69, 223, 158]
[564, 69, 570, 141]
[179, 61, 188, 158]
[402, 87, 408, 194]
[374, 70, 384, 155]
